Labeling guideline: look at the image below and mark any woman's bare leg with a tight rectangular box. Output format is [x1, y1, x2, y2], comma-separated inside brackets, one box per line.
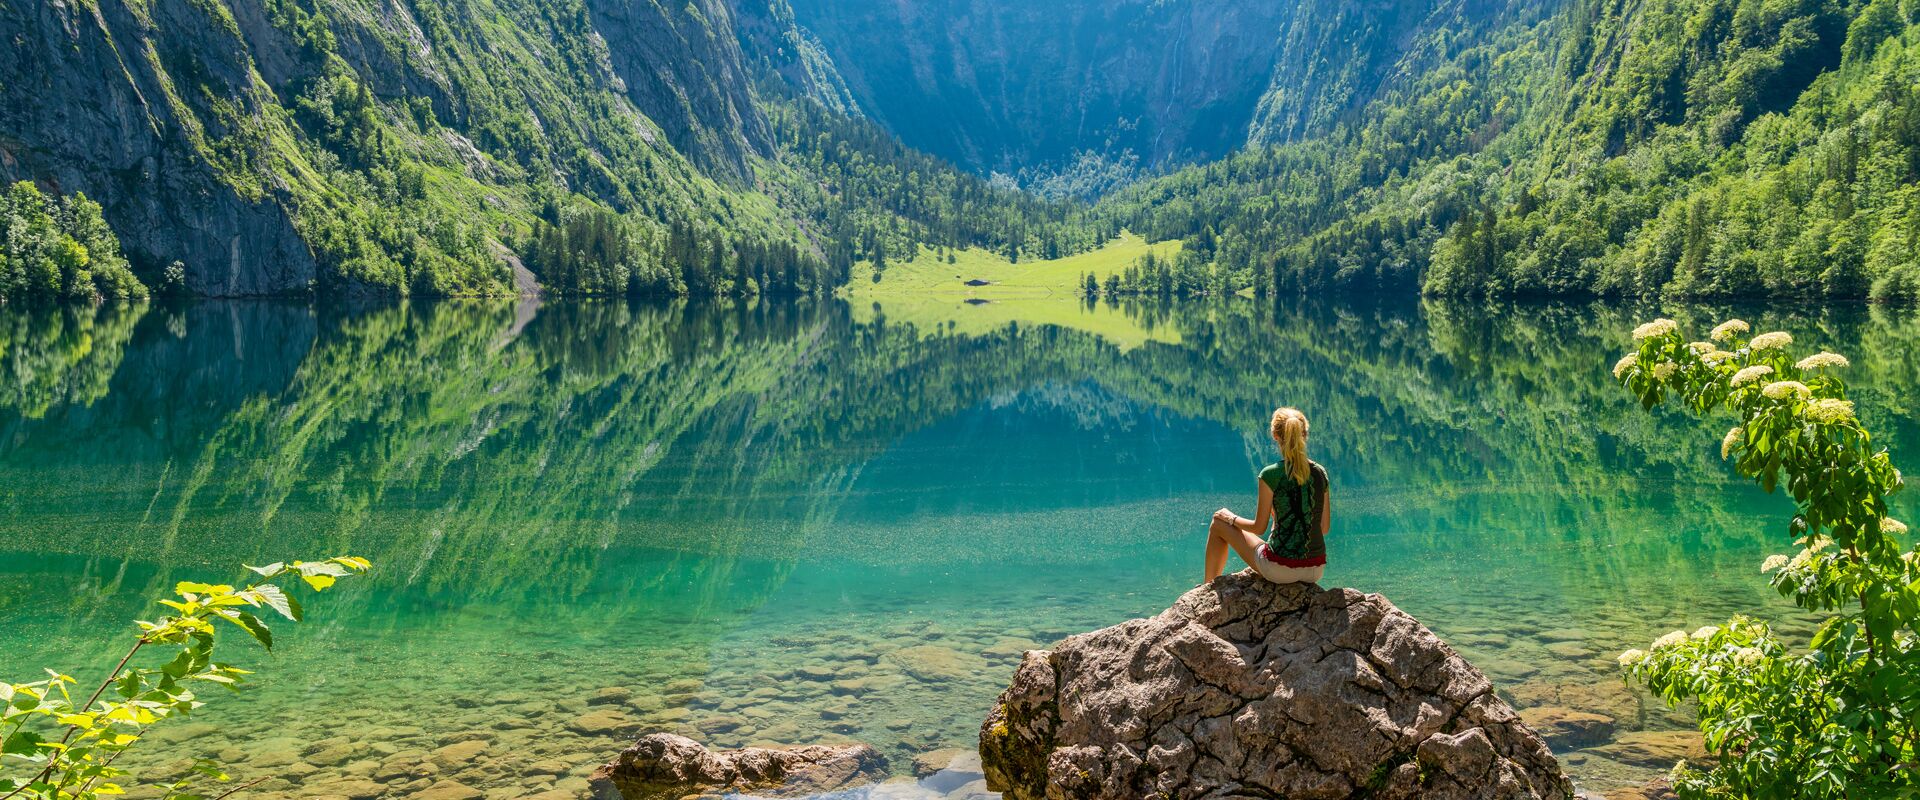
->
[1205, 516, 1268, 582]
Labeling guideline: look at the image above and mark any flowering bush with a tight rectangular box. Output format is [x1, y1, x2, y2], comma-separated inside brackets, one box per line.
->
[0, 558, 369, 800]
[1614, 319, 1912, 798]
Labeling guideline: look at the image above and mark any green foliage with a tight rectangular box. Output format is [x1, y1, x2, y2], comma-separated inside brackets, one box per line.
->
[1096, 0, 1920, 303]
[1089, 248, 1231, 299]
[0, 557, 368, 800]
[0, 183, 145, 305]
[1614, 317, 1913, 798]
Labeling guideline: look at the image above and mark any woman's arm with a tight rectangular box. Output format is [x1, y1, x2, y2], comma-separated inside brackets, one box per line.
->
[1214, 482, 1272, 535]
[1318, 485, 1331, 536]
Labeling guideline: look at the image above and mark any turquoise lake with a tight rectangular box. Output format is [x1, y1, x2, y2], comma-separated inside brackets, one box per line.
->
[2, 296, 1916, 799]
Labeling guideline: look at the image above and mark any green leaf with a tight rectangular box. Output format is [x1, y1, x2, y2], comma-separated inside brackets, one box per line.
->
[243, 562, 284, 578]
[251, 584, 299, 621]
[161, 649, 195, 679]
[300, 573, 336, 591]
[3, 730, 46, 755]
[219, 611, 273, 650]
[174, 582, 233, 596]
[293, 561, 348, 578]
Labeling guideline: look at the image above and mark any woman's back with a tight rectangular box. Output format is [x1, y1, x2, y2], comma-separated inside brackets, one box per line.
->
[1259, 459, 1328, 567]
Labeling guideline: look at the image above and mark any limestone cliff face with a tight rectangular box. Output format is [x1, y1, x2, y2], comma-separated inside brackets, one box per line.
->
[782, 0, 1558, 176]
[587, 0, 769, 181]
[0, 0, 826, 295]
[0, 0, 317, 295]
[784, 0, 1295, 174]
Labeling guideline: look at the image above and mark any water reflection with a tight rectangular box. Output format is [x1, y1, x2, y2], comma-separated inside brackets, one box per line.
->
[0, 295, 1914, 798]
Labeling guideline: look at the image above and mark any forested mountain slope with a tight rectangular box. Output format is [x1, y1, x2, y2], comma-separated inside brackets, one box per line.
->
[1098, 0, 1920, 303]
[0, 0, 1084, 298]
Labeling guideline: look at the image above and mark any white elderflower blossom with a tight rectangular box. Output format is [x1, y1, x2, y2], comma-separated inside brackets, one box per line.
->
[1703, 350, 1736, 366]
[1804, 398, 1855, 425]
[1691, 625, 1720, 640]
[1762, 381, 1811, 401]
[1795, 352, 1850, 370]
[1618, 648, 1647, 667]
[1884, 518, 1909, 536]
[1651, 362, 1678, 380]
[1731, 365, 1773, 386]
[1750, 331, 1793, 351]
[1732, 647, 1764, 666]
[1652, 630, 1688, 650]
[1710, 319, 1750, 342]
[1634, 319, 1679, 340]
[1688, 341, 1715, 355]
[1788, 547, 1819, 572]
[1760, 554, 1789, 572]
[1722, 427, 1743, 460]
[1612, 353, 1639, 380]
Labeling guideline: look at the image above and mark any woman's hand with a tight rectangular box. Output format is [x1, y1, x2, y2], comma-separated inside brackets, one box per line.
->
[1213, 508, 1237, 525]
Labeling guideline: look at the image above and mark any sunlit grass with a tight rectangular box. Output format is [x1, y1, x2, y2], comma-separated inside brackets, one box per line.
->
[843, 233, 1185, 349]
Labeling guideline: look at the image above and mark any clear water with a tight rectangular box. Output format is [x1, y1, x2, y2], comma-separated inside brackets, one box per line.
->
[1, 297, 1915, 799]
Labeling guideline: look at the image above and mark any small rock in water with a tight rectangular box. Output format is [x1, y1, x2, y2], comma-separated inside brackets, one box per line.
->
[412, 779, 485, 800]
[590, 732, 887, 798]
[1517, 706, 1618, 749]
[1587, 731, 1708, 769]
[1535, 628, 1593, 643]
[308, 778, 385, 799]
[910, 747, 971, 778]
[431, 740, 489, 768]
[568, 709, 637, 736]
[589, 687, 634, 706]
[885, 645, 988, 684]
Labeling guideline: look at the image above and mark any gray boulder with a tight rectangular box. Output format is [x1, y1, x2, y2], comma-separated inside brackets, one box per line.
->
[980, 571, 1573, 799]
[589, 733, 888, 799]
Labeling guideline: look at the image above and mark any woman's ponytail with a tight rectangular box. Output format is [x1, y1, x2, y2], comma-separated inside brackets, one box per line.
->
[1271, 407, 1310, 485]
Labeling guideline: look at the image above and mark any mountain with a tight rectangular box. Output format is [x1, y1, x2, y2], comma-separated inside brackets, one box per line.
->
[782, 0, 1528, 185]
[0, 0, 1083, 299]
[1095, 0, 1920, 303]
[782, 0, 1293, 178]
[4, 0, 1916, 303]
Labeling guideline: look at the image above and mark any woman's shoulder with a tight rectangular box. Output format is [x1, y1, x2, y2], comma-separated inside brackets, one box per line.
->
[1309, 460, 1329, 481]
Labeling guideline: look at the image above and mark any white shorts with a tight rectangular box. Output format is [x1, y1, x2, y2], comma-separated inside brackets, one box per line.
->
[1252, 544, 1325, 584]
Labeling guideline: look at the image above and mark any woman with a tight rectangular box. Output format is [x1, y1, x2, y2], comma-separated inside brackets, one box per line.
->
[1204, 407, 1330, 585]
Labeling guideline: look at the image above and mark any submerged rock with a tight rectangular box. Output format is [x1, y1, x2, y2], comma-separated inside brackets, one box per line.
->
[979, 571, 1573, 799]
[588, 733, 887, 799]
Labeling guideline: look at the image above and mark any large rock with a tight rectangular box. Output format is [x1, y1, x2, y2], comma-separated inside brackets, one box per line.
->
[588, 733, 887, 800]
[979, 571, 1573, 799]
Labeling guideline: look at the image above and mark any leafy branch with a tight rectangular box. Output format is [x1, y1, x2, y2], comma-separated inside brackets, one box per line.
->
[0, 558, 371, 800]
[1613, 318, 1912, 798]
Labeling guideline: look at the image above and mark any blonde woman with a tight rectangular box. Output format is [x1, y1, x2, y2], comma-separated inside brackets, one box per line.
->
[1204, 407, 1331, 585]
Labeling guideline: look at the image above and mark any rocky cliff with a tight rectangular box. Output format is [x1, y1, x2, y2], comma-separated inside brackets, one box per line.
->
[0, 0, 318, 295]
[0, 0, 832, 296]
[980, 572, 1573, 799]
[781, 0, 1559, 178]
[785, 0, 1295, 175]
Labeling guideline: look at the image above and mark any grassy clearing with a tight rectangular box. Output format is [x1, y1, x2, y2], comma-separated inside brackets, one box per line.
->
[842, 233, 1186, 349]
[847, 232, 1183, 299]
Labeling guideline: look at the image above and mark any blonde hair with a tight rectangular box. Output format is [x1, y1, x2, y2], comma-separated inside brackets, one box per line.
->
[1270, 407, 1310, 485]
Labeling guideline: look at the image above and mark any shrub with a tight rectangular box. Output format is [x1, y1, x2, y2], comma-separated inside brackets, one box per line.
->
[1613, 318, 1911, 798]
